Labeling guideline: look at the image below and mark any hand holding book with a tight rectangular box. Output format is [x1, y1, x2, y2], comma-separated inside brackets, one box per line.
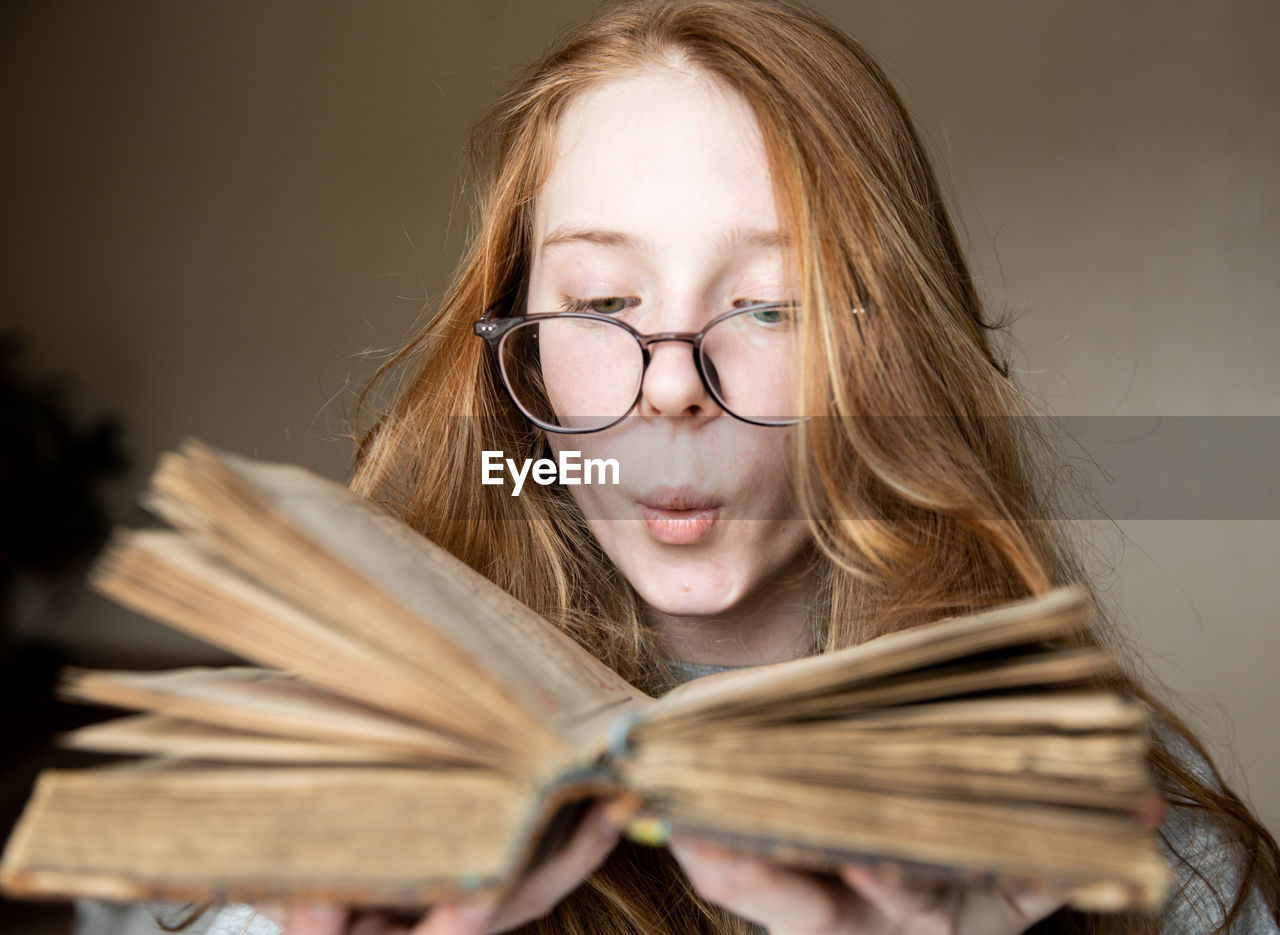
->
[671, 841, 1072, 935]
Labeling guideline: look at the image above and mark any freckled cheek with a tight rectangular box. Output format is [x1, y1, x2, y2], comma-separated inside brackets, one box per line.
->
[718, 438, 800, 518]
[537, 324, 644, 424]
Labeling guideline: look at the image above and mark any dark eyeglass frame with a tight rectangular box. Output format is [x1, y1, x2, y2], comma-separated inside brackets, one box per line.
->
[473, 300, 802, 434]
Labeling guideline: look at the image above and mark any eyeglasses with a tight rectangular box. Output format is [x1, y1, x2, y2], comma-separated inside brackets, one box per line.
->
[473, 302, 802, 434]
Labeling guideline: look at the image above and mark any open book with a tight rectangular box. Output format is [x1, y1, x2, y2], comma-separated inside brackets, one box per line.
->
[0, 441, 1172, 912]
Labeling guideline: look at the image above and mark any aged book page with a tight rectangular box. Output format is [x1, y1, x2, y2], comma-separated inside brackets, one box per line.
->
[1, 764, 536, 905]
[646, 585, 1092, 724]
[149, 443, 648, 741]
[63, 667, 492, 763]
[94, 530, 534, 762]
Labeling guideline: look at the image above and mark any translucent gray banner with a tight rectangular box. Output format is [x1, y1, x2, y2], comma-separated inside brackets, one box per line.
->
[466, 416, 1280, 520]
[1036, 416, 1280, 520]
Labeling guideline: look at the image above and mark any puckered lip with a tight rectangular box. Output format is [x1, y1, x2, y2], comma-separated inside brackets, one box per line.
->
[637, 486, 721, 545]
[637, 485, 722, 512]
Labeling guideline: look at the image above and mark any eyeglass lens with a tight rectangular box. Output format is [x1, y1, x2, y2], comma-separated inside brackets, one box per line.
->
[497, 306, 800, 431]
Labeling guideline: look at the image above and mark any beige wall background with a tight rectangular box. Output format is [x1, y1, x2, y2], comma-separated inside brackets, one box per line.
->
[2, 0, 1275, 837]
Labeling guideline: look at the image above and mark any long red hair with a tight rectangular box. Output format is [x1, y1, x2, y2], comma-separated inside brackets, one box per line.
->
[345, 2, 1280, 933]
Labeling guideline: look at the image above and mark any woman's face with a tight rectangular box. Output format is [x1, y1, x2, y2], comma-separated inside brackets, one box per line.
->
[526, 65, 812, 631]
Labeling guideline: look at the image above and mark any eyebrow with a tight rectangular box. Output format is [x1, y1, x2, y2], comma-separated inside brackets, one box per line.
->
[539, 224, 788, 255]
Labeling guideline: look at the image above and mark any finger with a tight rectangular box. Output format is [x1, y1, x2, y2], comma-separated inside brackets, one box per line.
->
[411, 900, 497, 935]
[671, 839, 853, 933]
[282, 904, 349, 935]
[989, 876, 1072, 925]
[840, 862, 951, 922]
[1136, 792, 1168, 830]
[486, 799, 624, 930]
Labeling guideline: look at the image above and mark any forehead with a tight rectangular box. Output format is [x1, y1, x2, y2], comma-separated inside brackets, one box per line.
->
[534, 66, 778, 249]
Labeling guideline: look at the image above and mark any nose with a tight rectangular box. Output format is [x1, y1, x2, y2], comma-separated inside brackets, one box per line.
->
[635, 337, 719, 419]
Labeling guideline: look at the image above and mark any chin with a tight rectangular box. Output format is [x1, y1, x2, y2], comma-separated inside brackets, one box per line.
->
[627, 567, 747, 619]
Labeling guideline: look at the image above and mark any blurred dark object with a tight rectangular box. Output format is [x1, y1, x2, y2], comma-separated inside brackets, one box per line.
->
[0, 329, 127, 642]
[0, 330, 128, 934]
[0, 323, 128, 768]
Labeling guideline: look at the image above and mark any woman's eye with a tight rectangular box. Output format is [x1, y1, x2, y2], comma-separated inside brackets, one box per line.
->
[563, 296, 637, 315]
[733, 301, 796, 326]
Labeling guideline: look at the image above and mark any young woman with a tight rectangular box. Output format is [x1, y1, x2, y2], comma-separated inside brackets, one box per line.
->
[199, 1, 1280, 933]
